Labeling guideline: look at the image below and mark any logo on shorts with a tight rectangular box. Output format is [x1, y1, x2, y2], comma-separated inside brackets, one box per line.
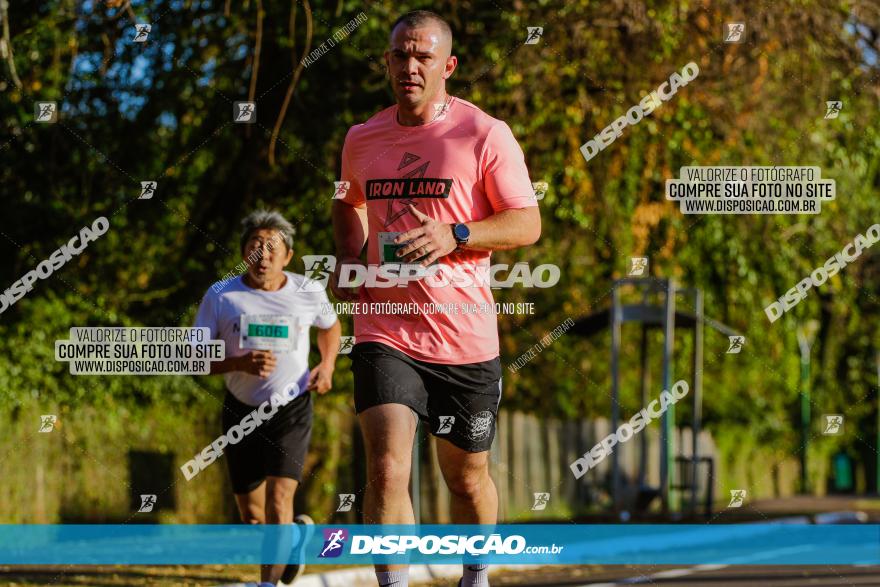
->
[319, 528, 348, 558]
[336, 493, 355, 512]
[467, 411, 493, 442]
[436, 416, 455, 435]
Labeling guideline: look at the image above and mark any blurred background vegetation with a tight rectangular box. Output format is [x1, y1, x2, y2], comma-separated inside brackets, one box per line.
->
[1, 0, 879, 522]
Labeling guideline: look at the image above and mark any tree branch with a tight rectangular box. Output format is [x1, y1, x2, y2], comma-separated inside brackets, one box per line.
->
[268, 0, 312, 167]
[248, 0, 264, 101]
[246, 0, 264, 138]
[0, 0, 22, 89]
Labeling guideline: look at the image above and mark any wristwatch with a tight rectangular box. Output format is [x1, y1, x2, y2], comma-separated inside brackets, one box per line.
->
[451, 223, 470, 249]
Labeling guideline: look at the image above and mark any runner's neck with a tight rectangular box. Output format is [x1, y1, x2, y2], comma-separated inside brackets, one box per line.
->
[396, 92, 451, 126]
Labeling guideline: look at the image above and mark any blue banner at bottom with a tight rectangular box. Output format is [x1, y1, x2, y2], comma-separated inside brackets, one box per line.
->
[0, 524, 877, 565]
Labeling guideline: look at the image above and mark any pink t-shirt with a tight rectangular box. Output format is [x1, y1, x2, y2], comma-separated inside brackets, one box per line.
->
[339, 96, 537, 364]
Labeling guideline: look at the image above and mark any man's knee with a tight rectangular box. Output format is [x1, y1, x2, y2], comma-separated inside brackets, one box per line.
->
[367, 452, 411, 493]
[240, 505, 265, 524]
[445, 463, 491, 500]
[268, 494, 293, 517]
[266, 479, 297, 516]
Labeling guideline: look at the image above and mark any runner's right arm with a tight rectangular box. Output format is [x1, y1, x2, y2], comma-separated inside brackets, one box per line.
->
[332, 199, 368, 258]
[330, 200, 368, 301]
[331, 132, 369, 300]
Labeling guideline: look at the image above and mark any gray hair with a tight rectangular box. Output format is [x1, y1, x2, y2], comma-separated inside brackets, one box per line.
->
[239, 210, 295, 253]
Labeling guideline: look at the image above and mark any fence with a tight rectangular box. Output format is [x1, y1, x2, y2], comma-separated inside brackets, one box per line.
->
[0, 401, 804, 523]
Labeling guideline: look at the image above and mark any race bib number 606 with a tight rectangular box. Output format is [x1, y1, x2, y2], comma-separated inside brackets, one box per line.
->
[240, 314, 297, 352]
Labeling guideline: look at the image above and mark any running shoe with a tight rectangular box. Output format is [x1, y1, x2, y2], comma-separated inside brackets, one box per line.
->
[278, 513, 314, 585]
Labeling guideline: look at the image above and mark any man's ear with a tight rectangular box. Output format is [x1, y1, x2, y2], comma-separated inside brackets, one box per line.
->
[443, 55, 458, 79]
[285, 248, 294, 266]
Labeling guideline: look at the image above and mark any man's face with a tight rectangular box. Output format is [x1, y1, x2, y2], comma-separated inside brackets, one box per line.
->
[385, 24, 455, 109]
[242, 228, 292, 284]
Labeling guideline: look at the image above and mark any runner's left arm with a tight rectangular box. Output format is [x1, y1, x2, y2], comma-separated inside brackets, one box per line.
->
[459, 120, 542, 252]
[331, 129, 369, 300]
[450, 206, 541, 252]
[396, 119, 541, 263]
[396, 205, 540, 264]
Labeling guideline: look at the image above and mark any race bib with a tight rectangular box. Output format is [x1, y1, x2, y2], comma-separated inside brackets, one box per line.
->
[378, 232, 431, 275]
[239, 314, 297, 352]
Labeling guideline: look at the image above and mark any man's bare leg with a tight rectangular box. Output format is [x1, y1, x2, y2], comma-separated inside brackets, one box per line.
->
[437, 440, 497, 587]
[262, 476, 298, 584]
[359, 403, 417, 585]
[436, 440, 497, 523]
[234, 477, 299, 584]
[234, 481, 267, 525]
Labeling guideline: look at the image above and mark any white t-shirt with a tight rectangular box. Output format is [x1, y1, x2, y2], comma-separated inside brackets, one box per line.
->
[194, 272, 338, 406]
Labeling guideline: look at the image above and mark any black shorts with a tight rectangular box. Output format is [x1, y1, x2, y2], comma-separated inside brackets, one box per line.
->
[221, 390, 313, 494]
[352, 342, 503, 453]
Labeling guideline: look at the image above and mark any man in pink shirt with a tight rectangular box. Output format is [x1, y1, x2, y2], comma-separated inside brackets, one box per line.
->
[331, 10, 541, 587]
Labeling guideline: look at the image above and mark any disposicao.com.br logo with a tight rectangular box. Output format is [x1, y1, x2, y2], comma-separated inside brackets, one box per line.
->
[318, 530, 562, 557]
[319, 528, 348, 558]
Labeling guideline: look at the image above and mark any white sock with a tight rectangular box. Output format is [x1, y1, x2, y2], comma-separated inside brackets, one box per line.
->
[376, 569, 409, 587]
[461, 563, 489, 586]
